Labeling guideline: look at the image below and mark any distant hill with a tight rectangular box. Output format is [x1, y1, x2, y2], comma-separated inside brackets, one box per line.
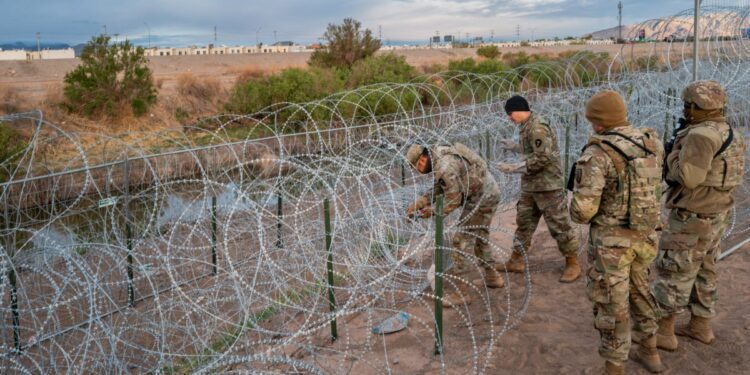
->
[587, 11, 745, 40]
[0, 41, 71, 51]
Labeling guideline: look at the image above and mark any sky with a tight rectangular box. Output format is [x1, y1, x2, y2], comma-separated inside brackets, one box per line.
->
[0, 0, 709, 47]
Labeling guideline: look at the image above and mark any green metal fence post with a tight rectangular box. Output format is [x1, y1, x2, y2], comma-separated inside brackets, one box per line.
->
[124, 157, 135, 307]
[434, 195, 444, 355]
[276, 194, 283, 248]
[211, 194, 217, 275]
[324, 198, 338, 341]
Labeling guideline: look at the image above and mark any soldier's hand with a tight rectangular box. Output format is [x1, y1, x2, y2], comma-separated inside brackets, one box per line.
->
[497, 162, 515, 173]
[499, 139, 516, 150]
[406, 203, 417, 219]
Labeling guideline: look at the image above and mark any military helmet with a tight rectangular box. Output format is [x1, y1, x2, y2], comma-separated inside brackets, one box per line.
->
[406, 144, 426, 167]
[682, 80, 727, 110]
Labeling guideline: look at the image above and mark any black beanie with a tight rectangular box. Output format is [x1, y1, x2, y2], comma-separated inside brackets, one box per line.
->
[504, 95, 530, 114]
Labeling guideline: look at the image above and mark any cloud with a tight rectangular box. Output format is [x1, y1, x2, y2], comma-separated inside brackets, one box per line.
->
[0, 0, 697, 45]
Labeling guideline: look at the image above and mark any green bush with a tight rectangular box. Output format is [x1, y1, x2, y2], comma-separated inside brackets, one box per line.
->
[226, 68, 345, 115]
[309, 18, 381, 69]
[476, 45, 500, 59]
[63, 35, 156, 118]
[447, 58, 478, 73]
[0, 123, 26, 182]
[346, 53, 417, 88]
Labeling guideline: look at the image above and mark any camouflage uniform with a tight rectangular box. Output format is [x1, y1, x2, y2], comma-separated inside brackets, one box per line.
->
[571, 124, 665, 363]
[509, 114, 579, 257]
[653, 81, 746, 319]
[409, 144, 501, 274]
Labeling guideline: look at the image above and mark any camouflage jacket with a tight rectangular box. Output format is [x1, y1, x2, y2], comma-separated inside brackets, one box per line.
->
[570, 126, 663, 228]
[415, 144, 496, 216]
[518, 114, 564, 192]
[665, 117, 746, 214]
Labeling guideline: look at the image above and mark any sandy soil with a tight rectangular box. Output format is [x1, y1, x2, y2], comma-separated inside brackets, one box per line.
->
[310, 205, 750, 374]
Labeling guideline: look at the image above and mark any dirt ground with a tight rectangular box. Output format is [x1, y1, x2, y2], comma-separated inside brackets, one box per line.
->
[0, 43, 677, 106]
[312, 206, 750, 374]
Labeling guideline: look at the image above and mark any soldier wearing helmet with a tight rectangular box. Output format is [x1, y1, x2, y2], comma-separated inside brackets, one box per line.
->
[405, 143, 503, 307]
[652, 80, 746, 352]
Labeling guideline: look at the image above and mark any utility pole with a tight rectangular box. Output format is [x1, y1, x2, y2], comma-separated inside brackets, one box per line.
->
[491, 29, 495, 42]
[103, 24, 107, 36]
[693, 0, 700, 81]
[144, 22, 151, 48]
[618, 1, 623, 42]
[273, 30, 278, 43]
[379, 25, 382, 41]
[256, 27, 262, 46]
[214, 26, 217, 43]
[516, 25, 521, 42]
[36, 32, 41, 53]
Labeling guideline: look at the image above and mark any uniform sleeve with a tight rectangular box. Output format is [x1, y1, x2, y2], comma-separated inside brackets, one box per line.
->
[667, 127, 721, 189]
[435, 164, 463, 216]
[570, 146, 609, 224]
[525, 125, 554, 173]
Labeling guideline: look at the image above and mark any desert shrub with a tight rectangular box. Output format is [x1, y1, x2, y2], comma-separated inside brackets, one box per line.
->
[476, 45, 500, 59]
[309, 18, 381, 69]
[474, 59, 511, 75]
[226, 68, 345, 115]
[0, 122, 26, 182]
[346, 53, 417, 88]
[63, 34, 156, 118]
[176, 73, 222, 102]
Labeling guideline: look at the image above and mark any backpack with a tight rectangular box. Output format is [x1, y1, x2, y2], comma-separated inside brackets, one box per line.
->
[589, 129, 662, 231]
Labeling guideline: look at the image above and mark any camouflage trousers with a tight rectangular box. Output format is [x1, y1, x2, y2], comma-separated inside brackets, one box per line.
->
[652, 208, 728, 318]
[586, 225, 660, 363]
[512, 190, 579, 258]
[450, 180, 501, 275]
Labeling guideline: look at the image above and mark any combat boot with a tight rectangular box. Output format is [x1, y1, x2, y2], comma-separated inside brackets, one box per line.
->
[559, 256, 581, 283]
[629, 335, 667, 373]
[497, 251, 525, 273]
[472, 268, 505, 289]
[676, 315, 715, 345]
[441, 290, 471, 308]
[604, 360, 624, 375]
[656, 314, 679, 351]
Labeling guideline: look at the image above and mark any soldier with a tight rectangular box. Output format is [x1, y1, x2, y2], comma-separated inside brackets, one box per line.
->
[570, 90, 666, 374]
[497, 95, 581, 283]
[405, 142, 503, 307]
[652, 80, 746, 351]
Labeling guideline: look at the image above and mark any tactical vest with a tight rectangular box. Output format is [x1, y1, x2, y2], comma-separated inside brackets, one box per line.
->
[588, 128, 662, 231]
[692, 121, 745, 189]
[435, 143, 487, 195]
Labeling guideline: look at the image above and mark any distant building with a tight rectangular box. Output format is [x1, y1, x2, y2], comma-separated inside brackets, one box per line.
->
[443, 35, 454, 43]
[0, 49, 28, 61]
[0, 48, 74, 61]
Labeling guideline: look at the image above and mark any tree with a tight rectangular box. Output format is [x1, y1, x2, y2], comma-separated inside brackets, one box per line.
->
[309, 18, 381, 69]
[476, 45, 500, 59]
[63, 35, 157, 118]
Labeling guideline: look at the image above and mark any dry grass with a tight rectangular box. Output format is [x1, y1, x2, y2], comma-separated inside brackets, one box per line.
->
[176, 73, 222, 102]
[0, 84, 30, 115]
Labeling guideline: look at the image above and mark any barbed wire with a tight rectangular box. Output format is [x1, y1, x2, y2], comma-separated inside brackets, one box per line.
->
[1, 6, 750, 374]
